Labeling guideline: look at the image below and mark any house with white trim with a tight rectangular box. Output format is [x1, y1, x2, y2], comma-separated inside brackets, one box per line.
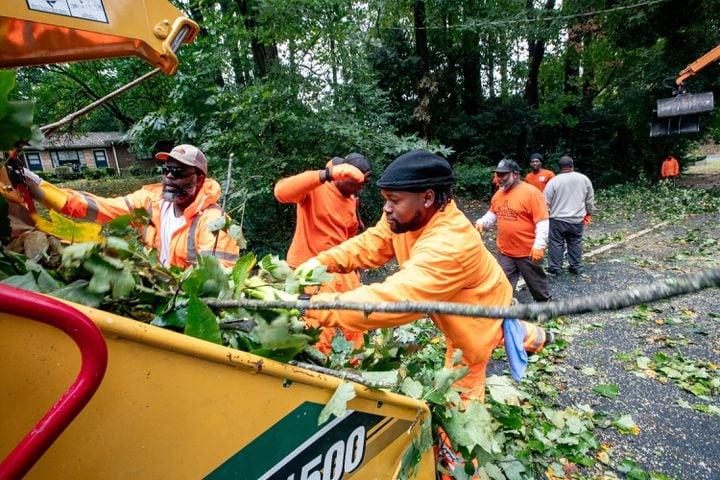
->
[21, 131, 139, 174]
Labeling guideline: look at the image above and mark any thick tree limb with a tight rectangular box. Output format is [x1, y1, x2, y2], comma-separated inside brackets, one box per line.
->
[206, 267, 720, 322]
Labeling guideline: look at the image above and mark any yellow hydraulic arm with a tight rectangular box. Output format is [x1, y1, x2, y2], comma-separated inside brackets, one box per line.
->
[0, 0, 199, 75]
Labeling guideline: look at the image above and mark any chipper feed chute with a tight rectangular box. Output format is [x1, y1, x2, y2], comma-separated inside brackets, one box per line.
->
[0, 287, 435, 479]
[0, 0, 199, 74]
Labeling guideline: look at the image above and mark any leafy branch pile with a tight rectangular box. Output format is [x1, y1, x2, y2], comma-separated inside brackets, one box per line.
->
[0, 213, 692, 479]
[0, 213, 329, 362]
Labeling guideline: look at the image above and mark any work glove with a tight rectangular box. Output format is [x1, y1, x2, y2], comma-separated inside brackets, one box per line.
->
[475, 220, 484, 234]
[328, 164, 365, 183]
[583, 214, 592, 225]
[295, 257, 323, 280]
[22, 168, 70, 212]
[530, 248, 545, 262]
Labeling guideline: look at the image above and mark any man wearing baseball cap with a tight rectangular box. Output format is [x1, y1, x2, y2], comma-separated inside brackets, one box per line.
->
[297, 151, 552, 403]
[23, 143, 239, 269]
[274, 152, 372, 353]
[476, 158, 551, 302]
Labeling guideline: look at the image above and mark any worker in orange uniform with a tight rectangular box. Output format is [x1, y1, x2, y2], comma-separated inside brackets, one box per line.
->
[661, 155, 680, 186]
[297, 151, 552, 402]
[22, 144, 239, 269]
[476, 159, 551, 302]
[524, 152, 555, 192]
[274, 153, 372, 353]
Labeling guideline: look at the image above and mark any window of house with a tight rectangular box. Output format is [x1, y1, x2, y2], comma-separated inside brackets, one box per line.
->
[93, 149, 109, 168]
[51, 150, 82, 171]
[23, 151, 43, 171]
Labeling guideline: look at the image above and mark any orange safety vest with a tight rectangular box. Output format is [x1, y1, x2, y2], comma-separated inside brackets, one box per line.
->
[61, 179, 239, 268]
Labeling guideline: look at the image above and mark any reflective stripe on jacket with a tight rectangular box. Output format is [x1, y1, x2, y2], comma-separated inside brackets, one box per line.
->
[61, 179, 239, 268]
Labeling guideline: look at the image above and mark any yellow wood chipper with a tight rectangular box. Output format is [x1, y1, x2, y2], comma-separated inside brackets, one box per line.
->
[0, 2, 436, 478]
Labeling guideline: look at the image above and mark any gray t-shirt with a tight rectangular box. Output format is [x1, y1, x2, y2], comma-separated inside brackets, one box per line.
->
[544, 171, 595, 223]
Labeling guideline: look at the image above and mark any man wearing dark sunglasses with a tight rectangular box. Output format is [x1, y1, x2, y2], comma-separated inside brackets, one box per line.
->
[22, 144, 239, 269]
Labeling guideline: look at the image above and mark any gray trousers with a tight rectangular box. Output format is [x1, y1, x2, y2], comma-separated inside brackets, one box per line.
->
[548, 219, 584, 272]
[497, 252, 551, 302]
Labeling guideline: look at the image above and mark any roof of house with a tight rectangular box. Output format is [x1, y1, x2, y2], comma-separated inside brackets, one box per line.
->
[38, 132, 128, 149]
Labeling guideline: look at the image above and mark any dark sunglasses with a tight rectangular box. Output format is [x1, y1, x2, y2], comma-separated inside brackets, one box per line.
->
[161, 165, 194, 178]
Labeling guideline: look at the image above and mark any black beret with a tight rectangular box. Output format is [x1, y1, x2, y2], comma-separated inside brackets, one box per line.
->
[376, 150, 454, 191]
[529, 152, 543, 162]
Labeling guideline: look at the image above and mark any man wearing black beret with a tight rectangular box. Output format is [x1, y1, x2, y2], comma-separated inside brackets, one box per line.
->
[297, 150, 552, 403]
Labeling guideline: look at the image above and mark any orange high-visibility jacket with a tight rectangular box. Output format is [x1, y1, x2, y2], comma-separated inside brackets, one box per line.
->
[309, 201, 544, 400]
[274, 170, 361, 289]
[661, 157, 680, 178]
[275, 170, 363, 353]
[61, 179, 239, 268]
[524, 168, 555, 192]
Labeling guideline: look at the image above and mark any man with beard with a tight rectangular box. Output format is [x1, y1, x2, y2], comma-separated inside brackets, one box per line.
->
[274, 153, 372, 353]
[476, 159, 551, 302]
[22, 144, 239, 268]
[524, 152, 554, 192]
[297, 151, 552, 404]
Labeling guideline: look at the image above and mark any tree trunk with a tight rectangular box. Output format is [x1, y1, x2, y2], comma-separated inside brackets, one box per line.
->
[413, 0, 432, 139]
[524, 0, 556, 108]
[236, 0, 279, 79]
[460, 0, 481, 115]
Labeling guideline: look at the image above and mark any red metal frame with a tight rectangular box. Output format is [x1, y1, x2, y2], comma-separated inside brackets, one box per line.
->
[0, 284, 108, 480]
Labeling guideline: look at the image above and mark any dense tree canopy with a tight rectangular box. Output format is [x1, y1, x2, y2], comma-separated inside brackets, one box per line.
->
[12, 0, 720, 253]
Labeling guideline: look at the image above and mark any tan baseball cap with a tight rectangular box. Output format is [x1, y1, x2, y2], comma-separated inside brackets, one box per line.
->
[155, 144, 207, 174]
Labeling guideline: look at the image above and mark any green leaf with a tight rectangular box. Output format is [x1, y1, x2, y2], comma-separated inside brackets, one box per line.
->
[593, 384, 619, 399]
[231, 252, 256, 298]
[442, 402, 499, 454]
[486, 375, 527, 406]
[62, 242, 99, 266]
[184, 296, 221, 344]
[400, 377, 424, 398]
[152, 305, 188, 328]
[1, 271, 40, 291]
[613, 414, 638, 434]
[259, 254, 294, 281]
[50, 280, 103, 308]
[182, 255, 229, 297]
[252, 315, 311, 352]
[228, 224, 247, 249]
[318, 382, 356, 425]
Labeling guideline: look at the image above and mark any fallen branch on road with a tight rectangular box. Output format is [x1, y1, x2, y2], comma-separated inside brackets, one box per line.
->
[206, 267, 720, 322]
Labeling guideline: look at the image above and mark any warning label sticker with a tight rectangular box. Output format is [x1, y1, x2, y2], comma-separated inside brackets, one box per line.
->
[27, 0, 108, 23]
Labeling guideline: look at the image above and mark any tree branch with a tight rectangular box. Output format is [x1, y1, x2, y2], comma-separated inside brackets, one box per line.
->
[205, 267, 720, 322]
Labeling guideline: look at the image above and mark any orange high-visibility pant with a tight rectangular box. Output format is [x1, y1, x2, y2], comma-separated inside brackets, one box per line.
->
[452, 320, 549, 403]
[438, 320, 549, 479]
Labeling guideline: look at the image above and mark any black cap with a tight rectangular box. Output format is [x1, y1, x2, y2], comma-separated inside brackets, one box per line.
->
[529, 153, 543, 162]
[332, 153, 371, 174]
[376, 150, 454, 191]
[495, 159, 521, 173]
